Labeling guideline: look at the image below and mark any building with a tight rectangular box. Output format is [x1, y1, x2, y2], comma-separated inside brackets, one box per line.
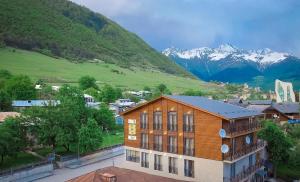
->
[275, 79, 296, 103]
[12, 100, 60, 110]
[0, 112, 20, 124]
[84, 94, 101, 109]
[121, 95, 266, 182]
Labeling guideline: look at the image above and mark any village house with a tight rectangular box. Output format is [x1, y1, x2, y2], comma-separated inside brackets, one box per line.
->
[121, 95, 266, 182]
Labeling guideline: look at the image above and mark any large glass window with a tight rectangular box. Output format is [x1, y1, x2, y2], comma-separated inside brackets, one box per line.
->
[141, 133, 149, 149]
[168, 136, 177, 153]
[183, 113, 194, 132]
[153, 111, 162, 130]
[169, 157, 178, 174]
[126, 150, 140, 163]
[153, 135, 163, 151]
[168, 112, 177, 131]
[140, 112, 148, 129]
[184, 159, 194, 178]
[154, 154, 163, 171]
[184, 138, 195, 156]
[141, 152, 149, 168]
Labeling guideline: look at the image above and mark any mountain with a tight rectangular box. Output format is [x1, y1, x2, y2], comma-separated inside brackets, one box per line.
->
[163, 44, 300, 90]
[0, 0, 191, 77]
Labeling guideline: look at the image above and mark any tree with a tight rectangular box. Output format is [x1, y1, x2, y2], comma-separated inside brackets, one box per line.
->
[89, 104, 116, 131]
[100, 85, 117, 103]
[0, 90, 12, 111]
[5, 75, 36, 100]
[143, 86, 151, 91]
[79, 118, 103, 153]
[79, 76, 98, 90]
[0, 117, 26, 163]
[258, 121, 293, 177]
[182, 89, 204, 96]
[0, 69, 12, 89]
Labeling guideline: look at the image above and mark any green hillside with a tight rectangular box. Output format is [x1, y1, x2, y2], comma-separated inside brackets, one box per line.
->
[0, 0, 190, 76]
[0, 48, 219, 93]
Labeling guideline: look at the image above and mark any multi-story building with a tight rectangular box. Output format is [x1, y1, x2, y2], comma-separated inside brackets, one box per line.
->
[121, 95, 266, 182]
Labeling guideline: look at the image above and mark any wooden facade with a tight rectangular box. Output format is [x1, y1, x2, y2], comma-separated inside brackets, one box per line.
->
[123, 96, 262, 162]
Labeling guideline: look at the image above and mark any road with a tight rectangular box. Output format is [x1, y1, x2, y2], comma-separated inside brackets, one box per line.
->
[36, 154, 124, 182]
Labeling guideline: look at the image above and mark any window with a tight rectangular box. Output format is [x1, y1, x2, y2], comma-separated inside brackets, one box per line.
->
[169, 157, 178, 174]
[140, 112, 148, 129]
[168, 136, 177, 153]
[230, 163, 236, 177]
[154, 154, 163, 171]
[141, 133, 149, 149]
[126, 150, 140, 163]
[153, 111, 162, 130]
[141, 152, 149, 168]
[184, 138, 194, 156]
[184, 159, 194, 177]
[153, 135, 163, 151]
[183, 113, 194, 132]
[168, 112, 177, 131]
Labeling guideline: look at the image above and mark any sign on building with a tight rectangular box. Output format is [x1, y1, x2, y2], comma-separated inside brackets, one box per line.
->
[128, 119, 136, 140]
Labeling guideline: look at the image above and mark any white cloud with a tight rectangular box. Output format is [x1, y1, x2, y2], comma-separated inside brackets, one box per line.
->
[70, 0, 142, 17]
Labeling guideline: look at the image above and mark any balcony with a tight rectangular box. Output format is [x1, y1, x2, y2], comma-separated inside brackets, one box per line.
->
[154, 163, 163, 171]
[126, 156, 140, 163]
[141, 161, 149, 168]
[169, 166, 178, 174]
[223, 141, 266, 162]
[224, 120, 262, 137]
[183, 124, 194, 132]
[140, 142, 149, 149]
[153, 123, 163, 130]
[153, 144, 163, 151]
[223, 160, 264, 182]
[167, 145, 177, 153]
[183, 147, 195, 156]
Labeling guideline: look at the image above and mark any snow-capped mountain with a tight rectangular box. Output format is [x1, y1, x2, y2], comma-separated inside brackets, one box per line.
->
[163, 44, 289, 65]
[163, 44, 300, 90]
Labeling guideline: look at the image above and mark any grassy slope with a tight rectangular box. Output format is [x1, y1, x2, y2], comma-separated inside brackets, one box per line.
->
[0, 48, 219, 93]
[0, 0, 190, 77]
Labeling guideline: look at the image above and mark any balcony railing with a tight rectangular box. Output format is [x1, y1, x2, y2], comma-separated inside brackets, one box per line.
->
[154, 163, 163, 171]
[153, 123, 163, 130]
[223, 141, 266, 161]
[126, 156, 140, 163]
[140, 122, 148, 129]
[169, 166, 178, 174]
[167, 145, 177, 153]
[184, 168, 194, 178]
[183, 124, 194, 132]
[153, 144, 163, 151]
[141, 161, 149, 168]
[183, 147, 195, 156]
[167, 124, 178, 131]
[223, 160, 264, 182]
[140, 142, 149, 149]
[224, 120, 262, 137]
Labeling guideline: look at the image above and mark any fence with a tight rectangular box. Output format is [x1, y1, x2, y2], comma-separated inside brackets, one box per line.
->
[0, 160, 53, 182]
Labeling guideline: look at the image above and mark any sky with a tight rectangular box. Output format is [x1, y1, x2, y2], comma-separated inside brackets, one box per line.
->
[71, 0, 300, 56]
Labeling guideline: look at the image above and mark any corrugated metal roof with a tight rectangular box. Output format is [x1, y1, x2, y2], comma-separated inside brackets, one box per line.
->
[166, 95, 261, 119]
[248, 100, 272, 105]
[272, 102, 300, 114]
[12, 100, 60, 107]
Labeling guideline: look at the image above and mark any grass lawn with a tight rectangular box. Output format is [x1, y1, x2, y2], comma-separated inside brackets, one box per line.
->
[33, 132, 124, 158]
[0, 48, 221, 93]
[101, 132, 124, 148]
[278, 164, 300, 181]
[0, 152, 41, 171]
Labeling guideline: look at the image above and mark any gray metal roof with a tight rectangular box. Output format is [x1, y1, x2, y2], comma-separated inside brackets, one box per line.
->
[166, 95, 262, 119]
[12, 100, 60, 107]
[248, 100, 272, 105]
[271, 102, 300, 114]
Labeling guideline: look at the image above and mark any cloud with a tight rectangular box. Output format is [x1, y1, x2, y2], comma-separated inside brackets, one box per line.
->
[71, 0, 300, 56]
